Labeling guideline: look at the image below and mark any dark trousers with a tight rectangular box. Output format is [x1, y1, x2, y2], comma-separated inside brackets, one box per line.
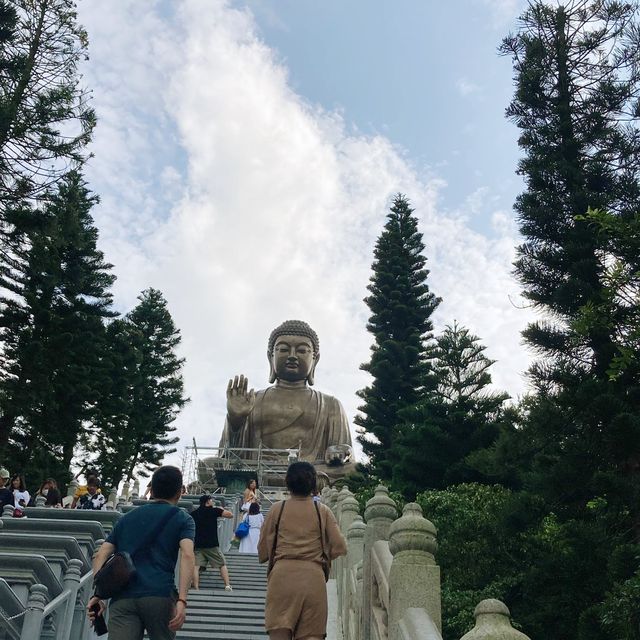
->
[108, 596, 176, 640]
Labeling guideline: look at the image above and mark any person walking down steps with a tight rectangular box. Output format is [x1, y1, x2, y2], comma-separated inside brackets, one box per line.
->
[191, 494, 234, 591]
[239, 501, 264, 554]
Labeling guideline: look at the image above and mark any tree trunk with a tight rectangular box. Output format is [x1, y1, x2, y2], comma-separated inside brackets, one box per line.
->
[0, 0, 48, 148]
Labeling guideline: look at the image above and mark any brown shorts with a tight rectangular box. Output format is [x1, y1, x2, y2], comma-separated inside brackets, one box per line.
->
[195, 547, 225, 568]
[265, 559, 327, 638]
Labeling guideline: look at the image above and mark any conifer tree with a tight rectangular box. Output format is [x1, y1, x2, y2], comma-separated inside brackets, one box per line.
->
[0, 0, 95, 205]
[393, 323, 510, 496]
[94, 289, 188, 489]
[356, 194, 440, 481]
[90, 319, 141, 491]
[498, 2, 640, 636]
[502, 0, 640, 518]
[0, 172, 114, 477]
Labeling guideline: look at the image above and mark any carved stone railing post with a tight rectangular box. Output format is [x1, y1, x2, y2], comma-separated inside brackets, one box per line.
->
[337, 492, 360, 619]
[335, 486, 349, 523]
[363, 485, 397, 640]
[132, 479, 140, 500]
[327, 487, 339, 512]
[460, 600, 531, 640]
[389, 503, 441, 639]
[343, 516, 366, 640]
[2, 503, 14, 517]
[60, 559, 83, 640]
[67, 478, 78, 500]
[20, 583, 48, 640]
[107, 487, 118, 510]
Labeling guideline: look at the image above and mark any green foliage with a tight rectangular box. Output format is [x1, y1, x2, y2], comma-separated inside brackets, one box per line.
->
[392, 324, 511, 497]
[415, 484, 639, 640]
[0, 172, 115, 480]
[598, 569, 640, 640]
[93, 288, 188, 489]
[502, 0, 640, 378]
[490, 2, 640, 637]
[573, 208, 640, 382]
[356, 194, 440, 482]
[417, 484, 531, 640]
[0, 0, 95, 204]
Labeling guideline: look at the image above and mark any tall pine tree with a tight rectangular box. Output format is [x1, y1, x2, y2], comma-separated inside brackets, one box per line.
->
[0, 0, 95, 205]
[0, 172, 115, 478]
[498, 2, 640, 636]
[356, 194, 440, 481]
[502, 0, 640, 522]
[94, 289, 188, 490]
[393, 323, 510, 497]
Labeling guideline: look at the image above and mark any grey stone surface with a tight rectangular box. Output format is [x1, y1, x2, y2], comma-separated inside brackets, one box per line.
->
[326, 578, 343, 640]
[389, 502, 441, 637]
[362, 485, 397, 640]
[0, 552, 62, 605]
[460, 599, 532, 640]
[0, 532, 91, 577]
[24, 506, 121, 532]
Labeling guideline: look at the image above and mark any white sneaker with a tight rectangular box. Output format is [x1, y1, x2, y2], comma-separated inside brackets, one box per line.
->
[224, 585, 233, 592]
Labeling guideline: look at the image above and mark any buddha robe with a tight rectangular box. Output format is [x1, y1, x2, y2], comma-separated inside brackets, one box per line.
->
[219, 387, 353, 467]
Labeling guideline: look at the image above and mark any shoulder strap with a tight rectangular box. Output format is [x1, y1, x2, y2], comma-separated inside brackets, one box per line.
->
[268, 501, 286, 573]
[130, 505, 180, 559]
[314, 501, 327, 560]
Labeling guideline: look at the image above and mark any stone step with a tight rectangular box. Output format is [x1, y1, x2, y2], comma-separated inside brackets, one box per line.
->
[174, 582, 268, 640]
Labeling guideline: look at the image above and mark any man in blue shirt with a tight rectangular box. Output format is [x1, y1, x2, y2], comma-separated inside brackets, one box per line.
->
[88, 466, 195, 640]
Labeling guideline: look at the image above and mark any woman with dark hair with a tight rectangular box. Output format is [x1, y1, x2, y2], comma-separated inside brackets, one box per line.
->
[10, 474, 29, 508]
[34, 478, 59, 504]
[239, 501, 264, 554]
[241, 478, 258, 512]
[45, 487, 62, 508]
[258, 462, 347, 640]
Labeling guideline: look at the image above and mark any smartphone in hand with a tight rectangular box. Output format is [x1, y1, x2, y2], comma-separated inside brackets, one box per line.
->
[90, 602, 108, 636]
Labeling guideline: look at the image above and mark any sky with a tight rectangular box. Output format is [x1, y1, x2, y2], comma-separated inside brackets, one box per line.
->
[75, 0, 535, 472]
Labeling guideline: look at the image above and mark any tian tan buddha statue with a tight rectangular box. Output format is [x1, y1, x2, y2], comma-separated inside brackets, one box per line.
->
[219, 320, 355, 481]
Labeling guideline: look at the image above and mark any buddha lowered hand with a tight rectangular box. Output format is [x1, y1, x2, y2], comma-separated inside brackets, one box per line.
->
[219, 320, 355, 481]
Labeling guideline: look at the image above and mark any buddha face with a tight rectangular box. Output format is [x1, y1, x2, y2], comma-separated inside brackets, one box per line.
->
[271, 334, 316, 382]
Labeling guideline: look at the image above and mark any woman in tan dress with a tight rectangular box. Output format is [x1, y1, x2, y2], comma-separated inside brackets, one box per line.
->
[258, 462, 347, 639]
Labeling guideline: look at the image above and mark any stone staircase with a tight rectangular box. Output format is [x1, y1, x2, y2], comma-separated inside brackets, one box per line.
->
[179, 550, 268, 640]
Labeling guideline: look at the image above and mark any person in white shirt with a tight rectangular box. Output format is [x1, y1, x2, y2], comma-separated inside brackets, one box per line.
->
[11, 474, 30, 508]
[239, 501, 264, 554]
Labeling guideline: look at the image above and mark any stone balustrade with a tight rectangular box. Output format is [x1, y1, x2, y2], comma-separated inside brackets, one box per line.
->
[327, 485, 532, 640]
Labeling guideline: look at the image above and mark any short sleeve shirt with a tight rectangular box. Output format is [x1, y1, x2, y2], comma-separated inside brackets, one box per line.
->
[191, 506, 224, 549]
[0, 487, 14, 509]
[106, 502, 195, 599]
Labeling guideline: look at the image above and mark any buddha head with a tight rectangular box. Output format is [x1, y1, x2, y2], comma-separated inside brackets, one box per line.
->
[268, 320, 320, 385]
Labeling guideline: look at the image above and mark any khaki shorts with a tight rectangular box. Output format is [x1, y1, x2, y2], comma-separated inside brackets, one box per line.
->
[196, 547, 225, 568]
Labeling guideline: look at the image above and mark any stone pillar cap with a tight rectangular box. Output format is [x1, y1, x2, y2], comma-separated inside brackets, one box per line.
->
[389, 502, 437, 557]
[460, 599, 532, 640]
[364, 485, 397, 522]
[475, 599, 510, 617]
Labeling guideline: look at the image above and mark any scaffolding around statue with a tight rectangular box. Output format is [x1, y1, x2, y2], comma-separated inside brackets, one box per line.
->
[181, 438, 299, 494]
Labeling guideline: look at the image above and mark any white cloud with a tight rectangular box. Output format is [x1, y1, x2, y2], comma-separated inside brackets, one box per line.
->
[477, 0, 525, 28]
[456, 77, 482, 97]
[77, 0, 534, 470]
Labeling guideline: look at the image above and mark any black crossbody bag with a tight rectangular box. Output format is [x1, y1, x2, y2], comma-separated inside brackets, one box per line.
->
[268, 500, 330, 582]
[94, 505, 180, 599]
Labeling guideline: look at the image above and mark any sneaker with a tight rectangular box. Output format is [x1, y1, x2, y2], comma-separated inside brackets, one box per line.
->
[224, 585, 233, 592]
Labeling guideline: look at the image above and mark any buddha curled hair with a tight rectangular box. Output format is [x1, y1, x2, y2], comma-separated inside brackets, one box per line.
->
[268, 320, 320, 356]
